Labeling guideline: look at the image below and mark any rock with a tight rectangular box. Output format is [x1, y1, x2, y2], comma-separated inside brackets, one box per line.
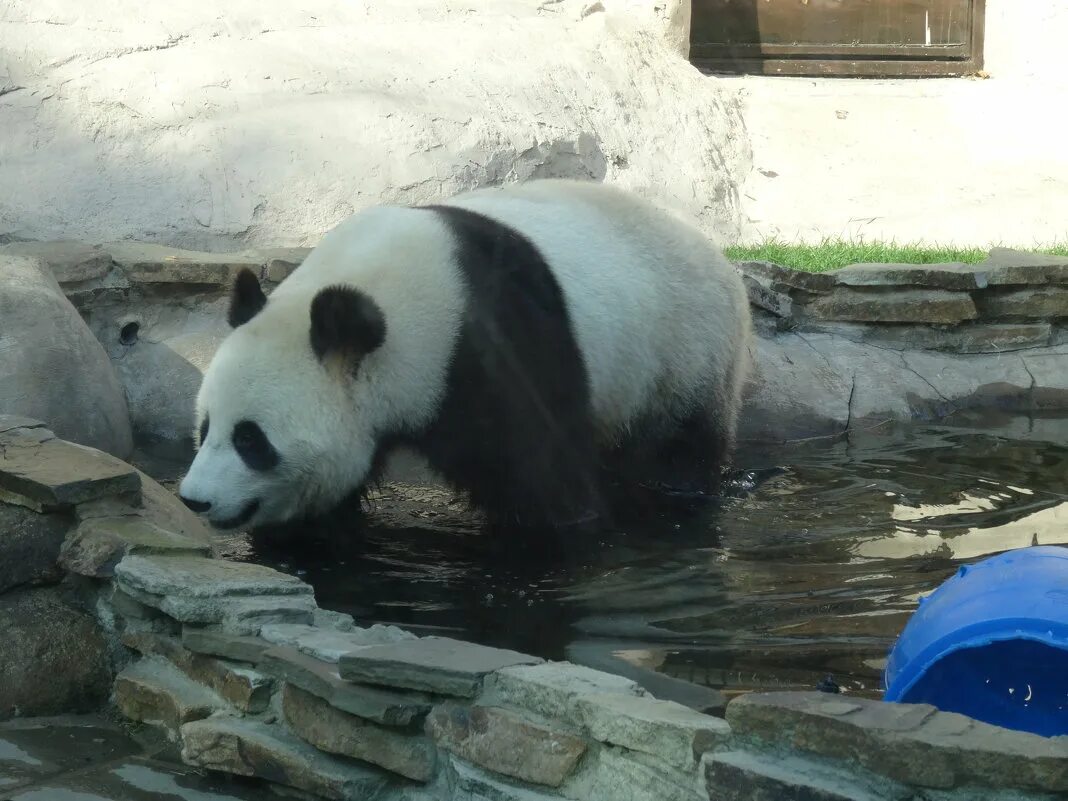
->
[726, 691, 1068, 793]
[702, 751, 893, 801]
[575, 693, 729, 771]
[976, 287, 1068, 319]
[0, 2, 746, 250]
[260, 622, 416, 663]
[899, 349, 1032, 410]
[562, 743, 696, 801]
[427, 703, 585, 787]
[0, 587, 112, 719]
[446, 758, 563, 801]
[0, 504, 68, 593]
[283, 684, 436, 782]
[801, 287, 978, 324]
[736, 261, 835, 293]
[110, 585, 168, 621]
[0, 415, 48, 434]
[0, 241, 112, 283]
[980, 248, 1068, 285]
[1023, 346, 1068, 409]
[180, 717, 395, 800]
[802, 321, 1054, 354]
[0, 426, 141, 513]
[0, 255, 132, 457]
[218, 595, 318, 634]
[113, 657, 223, 736]
[486, 663, 646, 729]
[338, 637, 542, 698]
[105, 242, 261, 285]
[831, 261, 986, 290]
[59, 516, 210, 578]
[250, 246, 312, 283]
[739, 273, 793, 318]
[122, 633, 273, 713]
[260, 646, 431, 726]
[182, 628, 274, 664]
[313, 608, 358, 632]
[114, 554, 312, 600]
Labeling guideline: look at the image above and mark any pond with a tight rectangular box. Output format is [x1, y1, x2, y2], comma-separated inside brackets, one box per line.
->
[134, 412, 1068, 708]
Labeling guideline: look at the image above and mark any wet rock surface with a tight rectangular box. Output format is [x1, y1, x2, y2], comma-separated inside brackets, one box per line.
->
[0, 504, 68, 593]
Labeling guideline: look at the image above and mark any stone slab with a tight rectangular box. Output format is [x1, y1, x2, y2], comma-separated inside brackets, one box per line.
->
[561, 743, 697, 801]
[123, 633, 273, 713]
[260, 622, 416, 663]
[114, 657, 222, 735]
[980, 248, 1068, 285]
[0, 416, 49, 435]
[726, 691, 1068, 793]
[0, 429, 141, 512]
[487, 662, 646, 729]
[0, 505, 67, 593]
[114, 554, 313, 599]
[703, 751, 892, 801]
[740, 273, 793, 318]
[0, 241, 112, 284]
[5, 756, 282, 801]
[105, 242, 261, 285]
[180, 717, 394, 801]
[800, 321, 1054, 354]
[976, 286, 1068, 319]
[832, 261, 985, 290]
[575, 692, 729, 771]
[427, 703, 585, 788]
[447, 757, 562, 801]
[801, 287, 978, 324]
[283, 683, 436, 782]
[260, 646, 431, 726]
[219, 595, 318, 634]
[182, 628, 274, 664]
[338, 636, 542, 697]
[736, 261, 835, 293]
[59, 516, 210, 578]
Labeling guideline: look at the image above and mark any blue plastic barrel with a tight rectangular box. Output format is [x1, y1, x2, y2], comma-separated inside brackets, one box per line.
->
[884, 545, 1068, 737]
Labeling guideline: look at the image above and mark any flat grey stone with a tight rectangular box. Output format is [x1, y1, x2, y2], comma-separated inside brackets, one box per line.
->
[114, 657, 223, 736]
[726, 691, 1068, 793]
[487, 662, 645, 728]
[105, 241, 260, 285]
[0, 241, 112, 283]
[260, 646, 431, 726]
[0, 505, 68, 593]
[575, 692, 729, 771]
[282, 683, 436, 782]
[313, 608, 357, 631]
[219, 595, 318, 634]
[740, 273, 793, 318]
[561, 742, 698, 801]
[980, 247, 1068, 285]
[446, 758, 562, 801]
[114, 554, 313, 599]
[5, 756, 280, 801]
[0, 429, 141, 512]
[122, 633, 273, 713]
[1023, 348, 1068, 409]
[801, 287, 978, 324]
[427, 703, 585, 788]
[0, 416, 48, 435]
[976, 286, 1068, 319]
[736, 261, 835, 293]
[180, 717, 395, 800]
[338, 636, 542, 697]
[703, 751, 892, 801]
[182, 628, 273, 664]
[59, 516, 210, 578]
[260, 622, 416, 663]
[832, 261, 986, 290]
[802, 321, 1054, 354]
[0, 588, 112, 719]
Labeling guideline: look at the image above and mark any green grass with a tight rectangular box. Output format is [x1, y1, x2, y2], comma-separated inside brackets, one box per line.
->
[725, 239, 1068, 273]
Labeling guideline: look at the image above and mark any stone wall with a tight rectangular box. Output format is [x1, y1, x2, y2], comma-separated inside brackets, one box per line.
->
[1, 416, 1066, 801]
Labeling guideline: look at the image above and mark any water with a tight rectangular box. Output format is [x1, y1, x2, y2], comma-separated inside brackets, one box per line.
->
[136, 413, 1068, 705]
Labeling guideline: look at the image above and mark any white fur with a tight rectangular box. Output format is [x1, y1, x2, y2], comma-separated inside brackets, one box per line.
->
[180, 180, 750, 530]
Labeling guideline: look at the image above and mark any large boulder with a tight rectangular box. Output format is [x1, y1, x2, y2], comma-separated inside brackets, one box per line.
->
[0, 256, 133, 458]
[0, 0, 748, 250]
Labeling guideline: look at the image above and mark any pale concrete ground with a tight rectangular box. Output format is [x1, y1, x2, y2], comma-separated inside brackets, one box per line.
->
[722, 0, 1068, 247]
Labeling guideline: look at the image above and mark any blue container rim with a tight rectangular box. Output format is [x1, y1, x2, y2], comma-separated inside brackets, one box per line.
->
[884, 617, 1068, 702]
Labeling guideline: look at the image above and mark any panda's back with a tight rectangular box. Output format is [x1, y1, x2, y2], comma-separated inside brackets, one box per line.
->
[441, 180, 747, 438]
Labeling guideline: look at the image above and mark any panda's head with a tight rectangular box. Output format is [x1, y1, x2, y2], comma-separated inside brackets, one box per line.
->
[178, 268, 387, 530]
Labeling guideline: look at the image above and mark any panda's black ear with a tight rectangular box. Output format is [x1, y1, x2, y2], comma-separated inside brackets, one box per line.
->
[228, 268, 267, 328]
[309, 285, 386, 362]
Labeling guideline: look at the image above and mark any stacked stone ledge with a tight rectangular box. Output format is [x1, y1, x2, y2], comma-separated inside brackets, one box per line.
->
[4, 416, 1068, 799]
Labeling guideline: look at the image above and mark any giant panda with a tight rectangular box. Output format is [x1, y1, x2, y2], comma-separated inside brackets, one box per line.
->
[178, 179, 752, 533]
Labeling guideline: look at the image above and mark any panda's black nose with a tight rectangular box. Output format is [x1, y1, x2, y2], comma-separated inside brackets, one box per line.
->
[180, 495, 212, 513]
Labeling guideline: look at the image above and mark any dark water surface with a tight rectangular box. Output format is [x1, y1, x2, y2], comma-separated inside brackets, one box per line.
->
[135, 413, 1068, 705]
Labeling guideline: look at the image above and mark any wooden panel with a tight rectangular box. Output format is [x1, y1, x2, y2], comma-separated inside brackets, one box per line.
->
[690, 0, 985, 78]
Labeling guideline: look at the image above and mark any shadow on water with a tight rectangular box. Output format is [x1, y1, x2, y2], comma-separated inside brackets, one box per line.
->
[135, 412, 1068, 704]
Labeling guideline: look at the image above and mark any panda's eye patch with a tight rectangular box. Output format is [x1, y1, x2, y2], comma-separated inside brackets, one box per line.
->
[199, 416, 210, 446]
[232, 421, 279, 471]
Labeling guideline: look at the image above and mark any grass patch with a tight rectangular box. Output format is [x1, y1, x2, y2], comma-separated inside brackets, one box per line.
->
[725, 239, 1068, 273]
